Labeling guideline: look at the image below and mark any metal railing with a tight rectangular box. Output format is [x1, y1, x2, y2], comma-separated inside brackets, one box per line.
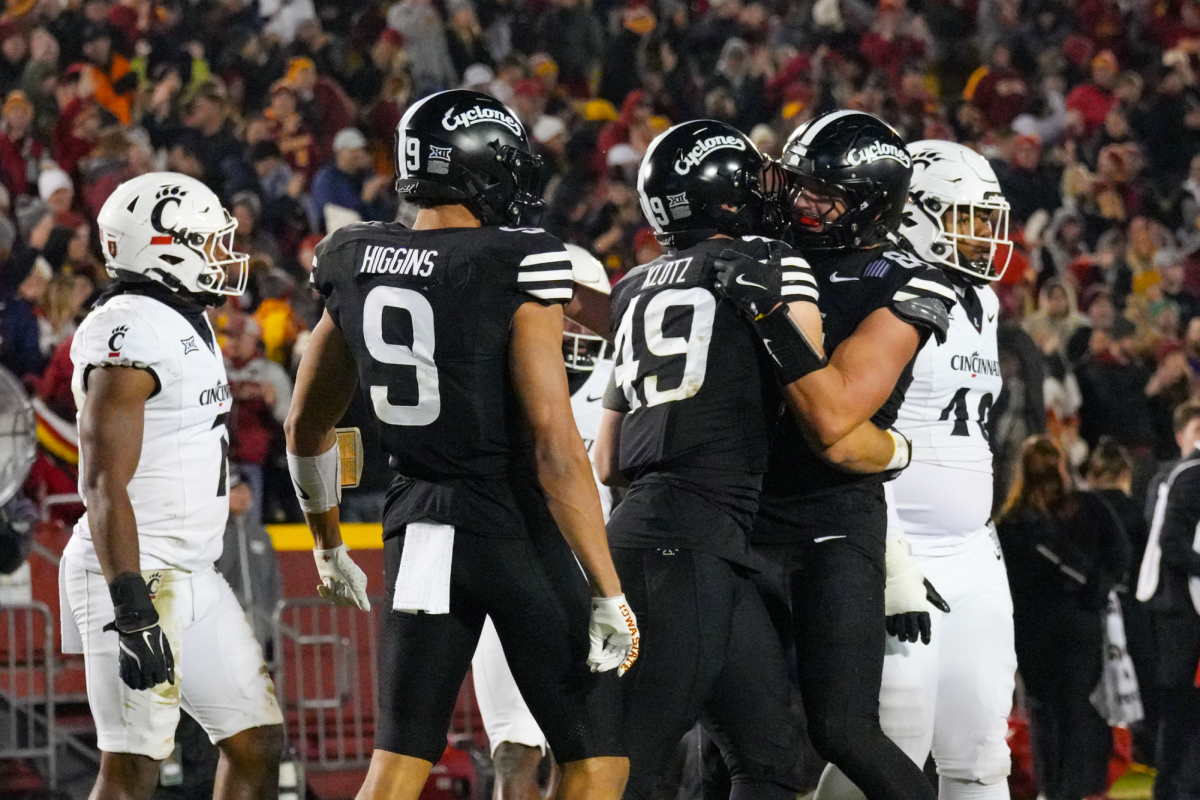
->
[273, 597, 383, 774]
[0, 601, 56, 789]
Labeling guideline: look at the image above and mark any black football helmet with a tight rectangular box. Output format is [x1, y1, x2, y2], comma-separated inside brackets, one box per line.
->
[776, 110, 912, 251]
[636, 120, 775, 248]
[394, 89, 544, 226]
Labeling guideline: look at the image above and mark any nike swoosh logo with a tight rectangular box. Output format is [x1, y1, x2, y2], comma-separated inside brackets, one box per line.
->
[829, 273, 858, 283]
[293, 481, 310, 500]
[586, 394, 604, 402]
[735, 274, 768, 291]
[987, 314, 995, 322]
[813, 535, 847, 543]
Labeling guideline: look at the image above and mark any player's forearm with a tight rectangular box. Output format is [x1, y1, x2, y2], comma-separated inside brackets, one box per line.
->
[594, 409, 627, 487]
[86, 483, 142, 583]
[304, 506, 344, 551]
[779, 367, 867, 448]
[535, 443, 623, 597]
[564, 283, 613, 341]
[815, 422, 900, 473]
[286, 312, 357, 457]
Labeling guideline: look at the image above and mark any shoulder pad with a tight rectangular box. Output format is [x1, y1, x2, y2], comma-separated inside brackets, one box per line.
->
[74, 301, 166, 379]
[516, 238, 573, 305]
[891, 296, 951, 344]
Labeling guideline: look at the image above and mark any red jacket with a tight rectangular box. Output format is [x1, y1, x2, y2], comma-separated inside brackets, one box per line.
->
[1065, 83, 1116, 136]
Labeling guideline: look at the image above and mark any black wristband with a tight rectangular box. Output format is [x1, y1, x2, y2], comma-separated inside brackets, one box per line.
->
[108, 572, 159, 633]
[752, 306, 828, 385]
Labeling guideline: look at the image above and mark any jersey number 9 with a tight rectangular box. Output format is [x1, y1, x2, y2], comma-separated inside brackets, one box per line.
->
[363, 285, 441, 426]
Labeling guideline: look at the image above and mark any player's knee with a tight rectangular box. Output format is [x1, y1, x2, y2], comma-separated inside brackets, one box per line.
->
[937, 750, 1011, 787]
[218, 723, 284, 770]
[96, 751, 162, 800]
[807, 715, 876, 767]
[493, 742, 542, 784]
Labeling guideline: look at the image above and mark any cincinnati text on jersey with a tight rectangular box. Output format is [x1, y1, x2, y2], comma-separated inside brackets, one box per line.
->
[199, 382, 232, 406]
[949, 352, 1000, 377]
[359, 245, 438, 276]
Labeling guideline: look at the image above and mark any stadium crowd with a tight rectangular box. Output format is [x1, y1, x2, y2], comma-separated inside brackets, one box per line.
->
[5, 0, 1200, 794]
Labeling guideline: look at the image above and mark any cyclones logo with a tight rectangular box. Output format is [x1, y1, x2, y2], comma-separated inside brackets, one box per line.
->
[442, 105, 524, 137]
[846, 141, 912, 168]
[674, 135, 747, 174]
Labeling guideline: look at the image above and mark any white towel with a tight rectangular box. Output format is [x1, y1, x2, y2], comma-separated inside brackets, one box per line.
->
[393, 521, 455, 614]
[1136, 481, 1170, 603]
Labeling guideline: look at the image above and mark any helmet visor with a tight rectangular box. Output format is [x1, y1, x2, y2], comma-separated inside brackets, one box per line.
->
[563, 326, 609, 372]
[784, 172, 849, 233]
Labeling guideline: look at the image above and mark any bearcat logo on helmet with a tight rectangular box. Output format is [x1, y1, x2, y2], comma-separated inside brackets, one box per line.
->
[441, 104, 523, 138]
[674, 135, 746, 175]
[846, 141, 912, 168]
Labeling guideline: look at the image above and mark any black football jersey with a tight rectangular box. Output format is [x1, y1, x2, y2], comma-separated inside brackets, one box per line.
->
[603, 237, 812, 561]
[754, 246, 956, 542]
[312, 222, 574, 537]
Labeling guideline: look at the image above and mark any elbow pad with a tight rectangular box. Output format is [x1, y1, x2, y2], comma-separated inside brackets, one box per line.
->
[287, 440, 342, 514]
[752, 305, 827, 386]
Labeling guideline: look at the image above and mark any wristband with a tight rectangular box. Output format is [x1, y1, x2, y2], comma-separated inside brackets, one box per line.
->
[108, 572, 159, 633]
[287, 440, 342, 514]
[886, 428, 912, 471]
[752, 306, 827, 385]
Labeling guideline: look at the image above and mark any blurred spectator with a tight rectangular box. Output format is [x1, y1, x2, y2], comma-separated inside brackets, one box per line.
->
[387, 0, 457, 96]
[215, 469, 283, 650]
[993, 135, 1063, 225]
[1077, 316, 1157, 453]
[999, 435, 1131, 800]
[81, 23, 135, 126]
[0, 91, 42, 201]
[968, 43, 1029, 131]
[0, 249, 48, 379]
[222, 315, 293, 521]
[37, 168, 83, 228]
[1065, 50, 1119, 138]
[536, 0, 603, 97]
[1156, 248, 1200, 326]
[1139, 401, 1200, 798]
[311, 128, 392, 231]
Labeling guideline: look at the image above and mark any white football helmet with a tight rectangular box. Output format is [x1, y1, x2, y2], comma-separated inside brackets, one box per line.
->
[902, 140, 1011, 281]
[563, 244, 610, 372]
[97, 172, 248, 297]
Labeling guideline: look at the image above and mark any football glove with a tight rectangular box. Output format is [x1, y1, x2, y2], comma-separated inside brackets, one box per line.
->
[314, 544, 371, 611]
[714, 248, 783, 319]
[103, 572, 175, 691]
[883, 537, 950, 645]
[588, 593, 639, 675]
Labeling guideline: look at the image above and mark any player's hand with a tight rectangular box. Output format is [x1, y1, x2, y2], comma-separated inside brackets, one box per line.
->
[884, 536, 946, 645]
[314, 544, 371, 611]
[588, 593, 639, 675]
[103, 620, 175, 690]
[103, 572, 175, 691]
[714, 248, 783, 319]
[886, 579, 951, 644]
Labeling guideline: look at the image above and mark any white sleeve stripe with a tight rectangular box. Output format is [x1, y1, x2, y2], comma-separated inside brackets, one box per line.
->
[525, 287, 574, 300]
[520, 251, 572, 266]
[780, 257, 810, 267]
[517, 269, 574, 282]
[907, 278, 955, 299]
[782, 271, 817, 284]
[782, 285, 819, 298]
[893, 291, 917, 302]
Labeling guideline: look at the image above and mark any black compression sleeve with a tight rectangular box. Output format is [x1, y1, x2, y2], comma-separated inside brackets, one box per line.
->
[752, 307, 827, 386]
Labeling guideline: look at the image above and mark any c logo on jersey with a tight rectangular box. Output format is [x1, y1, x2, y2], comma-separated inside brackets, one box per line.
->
[107, 325, 128, 356]
[949, 351, 999, 378]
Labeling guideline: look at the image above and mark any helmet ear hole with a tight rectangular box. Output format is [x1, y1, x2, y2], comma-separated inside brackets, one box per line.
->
[159, 254, 184, 265]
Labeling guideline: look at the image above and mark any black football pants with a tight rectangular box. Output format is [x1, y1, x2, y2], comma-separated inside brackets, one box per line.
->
[751, 484, 938, 800]
[614, 547, 806, 800]
[376, 528, 622, 764]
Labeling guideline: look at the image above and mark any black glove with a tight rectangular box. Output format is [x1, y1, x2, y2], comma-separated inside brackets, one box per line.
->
[714, 247, 783, 319]
[103, 572, 175, 691]
[885, 579, 951, 645]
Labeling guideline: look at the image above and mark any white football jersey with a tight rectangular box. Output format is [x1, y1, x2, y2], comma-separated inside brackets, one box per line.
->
[67, 293, 232, 573]
[890, 283, 1001, 553]
[570, 358, 614, 521]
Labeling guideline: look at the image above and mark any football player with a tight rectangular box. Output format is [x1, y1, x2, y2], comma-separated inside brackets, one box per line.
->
[715, 110, 955, 800]
[470, 245, 613, 800]
[815, 141, 1017, 800]
[61, 173, 283, 800]
[283, 89, 637, 800]
[593, 119, 903, 800]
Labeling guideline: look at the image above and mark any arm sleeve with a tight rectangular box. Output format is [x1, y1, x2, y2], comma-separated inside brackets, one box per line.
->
[516, 236, 574, 306]
[71, 304, 166, 396]
[1159, 465, 1200, 575]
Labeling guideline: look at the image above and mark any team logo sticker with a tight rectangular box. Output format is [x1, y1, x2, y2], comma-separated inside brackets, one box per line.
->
[107, 325, 128, 357]
[674, 134, 747, 174]
[428, 145, 452, 175]
[666, 191, 691, 219]
[442, 104, 524, 137]
[181, 336, 199, 355]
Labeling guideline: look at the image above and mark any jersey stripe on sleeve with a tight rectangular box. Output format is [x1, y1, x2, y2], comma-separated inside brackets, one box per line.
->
[780, 256, 819, 300]
[519, 250, 574, 302]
